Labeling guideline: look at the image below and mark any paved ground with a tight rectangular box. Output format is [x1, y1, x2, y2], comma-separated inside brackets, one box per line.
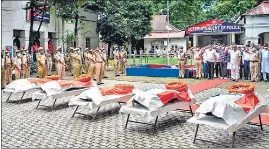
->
[2, 79, 269, 148]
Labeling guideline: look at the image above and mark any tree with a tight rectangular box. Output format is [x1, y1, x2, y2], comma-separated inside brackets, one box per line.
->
[23, 0, 50, 53]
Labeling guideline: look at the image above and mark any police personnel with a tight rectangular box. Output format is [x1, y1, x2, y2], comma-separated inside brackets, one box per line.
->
[5, 48, 13, 84]
[22, 47, 30, 78]
[249, 46, 260, 82]
[55, 46, 66, 79]
[46, 47, 53, 76]
[94, 48, 104, 85]
[14, 49, 22, 80]
[120, 46, 127, 74]
[1, 49, 7, 88]
[177, 46, 186, 79]
[71, 48, 82, 78]
[84, 48, 91, 74]
[101, 48, 108, 78]
[113, 47, 120, 77]
[36, 47, 47, 78]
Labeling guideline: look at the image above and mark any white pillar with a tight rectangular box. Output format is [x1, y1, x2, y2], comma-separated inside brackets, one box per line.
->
[193, 34, 198, 47]
[231, 33, 235, 44]
[25, 30, 30, 48]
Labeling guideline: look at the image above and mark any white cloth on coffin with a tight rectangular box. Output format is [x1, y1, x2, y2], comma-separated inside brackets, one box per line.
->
[5, 79, 39, 92]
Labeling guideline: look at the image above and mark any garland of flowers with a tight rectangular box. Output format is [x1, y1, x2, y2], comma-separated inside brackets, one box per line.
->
[114, 84, 134, 90]
[165, 81, 188, 92]
[228, 83, 255, 94]
[74, 74, 92, 82]
[44, 75, 60, 80]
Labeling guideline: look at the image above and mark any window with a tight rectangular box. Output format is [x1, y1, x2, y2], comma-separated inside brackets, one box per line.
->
[86, 38, 91, 48]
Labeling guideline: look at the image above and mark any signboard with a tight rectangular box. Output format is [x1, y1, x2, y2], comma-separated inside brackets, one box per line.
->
[186, 19, 241, 34]
[26, 2, 50, 23]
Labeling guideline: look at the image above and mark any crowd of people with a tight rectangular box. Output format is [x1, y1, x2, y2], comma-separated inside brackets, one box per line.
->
[1, 45, 128, 88]
[180, 43, 269, 82]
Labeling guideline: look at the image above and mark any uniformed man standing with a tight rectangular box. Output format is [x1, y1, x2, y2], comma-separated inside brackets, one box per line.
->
[46, 47, 53, 76]
[5, 48, 13, 84]
[177, 46, 186, 78]
[55, 46, 66, 79]
[84, 48, 91, 74]
[249, 46, 260, 82]
[190, 47, 203, 79]
[113, 47, 120, 77]
[1, 50, 7, 88]
[71, 48, 82, 78]
[36, 47, 47, 78]
[101, 48, 108, 78]
[68, 47, 74, 76]
[14, 49, 23, 80]
[120, 46, 127, 74]
[89, 49, 96, 77]
[22, 48, 30, 78]
[94, 48, 104, 85]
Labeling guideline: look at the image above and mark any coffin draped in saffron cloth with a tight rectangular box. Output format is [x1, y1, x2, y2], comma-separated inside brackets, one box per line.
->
[195, 93, 267, 133]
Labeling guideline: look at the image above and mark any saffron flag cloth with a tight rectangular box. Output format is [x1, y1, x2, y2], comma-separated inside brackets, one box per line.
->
[128, 89, 195, 112]
[234, 93, 260, 113]
[99, 87, 133, 96]
[195, 94, 266, 132]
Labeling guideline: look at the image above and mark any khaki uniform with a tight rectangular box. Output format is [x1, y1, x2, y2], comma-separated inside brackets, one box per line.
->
[69, 52, 74, 74]
[55, 52, 66, 79]
[178, 51, 186, 78]
[1, 57, 7, 88]
[194, 50, 202, 78]
[5, 55, 13, 83]
[71, 52, 82, 78]
[37, 53, 47, 78]
[101, 51, 107, 77]
[113, 50, 120, 75]
[94, 50, 104, 83]
[22, 54, 30, 78]
[120, 50, 127, 74]
[46, 53, 53, 75]
[14, 56, 22, 80]
[84, 52, 96, 76]
[250, 49, 259, 82]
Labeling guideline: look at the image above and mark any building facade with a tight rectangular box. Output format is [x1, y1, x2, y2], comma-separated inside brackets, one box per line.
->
[243, 1, 269, 45]
[144, 15, 187, 53]
[2, 1, 99, 55]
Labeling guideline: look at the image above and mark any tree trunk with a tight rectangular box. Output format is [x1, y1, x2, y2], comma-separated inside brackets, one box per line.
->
[37, 10, 45, 32]
[108, 42, 111, 58]
[74, 14, 79, 47]
[28, 0, 34, 54]
[61, 19, 65, 53]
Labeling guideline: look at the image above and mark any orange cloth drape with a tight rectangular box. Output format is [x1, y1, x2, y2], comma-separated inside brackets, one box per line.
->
[157, 90, 191, 104]
[234, 93, 259, 113]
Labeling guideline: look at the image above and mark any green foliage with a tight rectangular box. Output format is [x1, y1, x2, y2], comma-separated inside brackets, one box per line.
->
[61, 30, 76, 47]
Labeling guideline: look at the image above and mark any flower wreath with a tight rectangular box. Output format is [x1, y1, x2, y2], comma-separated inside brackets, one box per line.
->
[165, 81, 188, 92]
[228, 83, 255, 94]
[45, 75, 60, 80]
[74, 74, 92, 82]
[114, 84, 134, 90]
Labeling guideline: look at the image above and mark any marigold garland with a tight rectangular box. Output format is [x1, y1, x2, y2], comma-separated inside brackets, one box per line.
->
[74, 74, 92, 82]
[114, 84, 134, 90]
[44, 75, 60, 80]
[165, 81, 188, 92]
[228, 83, 255, 94]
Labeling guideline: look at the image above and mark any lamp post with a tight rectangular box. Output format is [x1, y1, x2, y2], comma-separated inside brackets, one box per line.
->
[167, 0, 170, 65]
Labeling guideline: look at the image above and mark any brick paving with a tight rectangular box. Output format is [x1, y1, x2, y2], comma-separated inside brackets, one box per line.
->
[1, 80, 269, 148]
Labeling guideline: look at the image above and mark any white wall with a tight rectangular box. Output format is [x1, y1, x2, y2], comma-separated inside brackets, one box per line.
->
[144, 38, 187, 52]
[1, 1, 99, 51]
[244, 15, 269, 44]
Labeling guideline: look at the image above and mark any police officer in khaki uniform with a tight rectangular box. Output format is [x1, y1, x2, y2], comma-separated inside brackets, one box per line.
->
[71, 48, 82, 78]
[94, 48, 104, 85]
[46, 47, 53, 76]
[5, 49, 13, 84]
[22, 48, 30, 78]
[55, 46, 66, 79]
[84, 48, 91, 74]
[36, 47, 47, 78]
[101, 48, 108, 78]
[14, 49, 22, 80]
[119, 46, 127, 74]
[177, 46, 186, 78]
[113, 47, 120, 77]
[249, 47, 260, 82]
[68, 47, 75, 75]
[1, 50, 7, 88]
[89, 49, 96, 77]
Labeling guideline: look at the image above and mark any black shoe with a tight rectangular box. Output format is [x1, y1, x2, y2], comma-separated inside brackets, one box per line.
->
[97, 83, 101, 85]
[232, 79, 235, 81]
[265, 80, 268, 82]
[103, 76, 109, 78]
[100, 82, 104, 84]
[251, 80, 255, 82]
[93, 79, 96, 81]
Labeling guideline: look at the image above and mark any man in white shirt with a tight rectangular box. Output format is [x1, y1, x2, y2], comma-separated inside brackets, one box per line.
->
[243, 47, 250, 80]
[226, 45, 241, 81]
[205, 46, 216, 79]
